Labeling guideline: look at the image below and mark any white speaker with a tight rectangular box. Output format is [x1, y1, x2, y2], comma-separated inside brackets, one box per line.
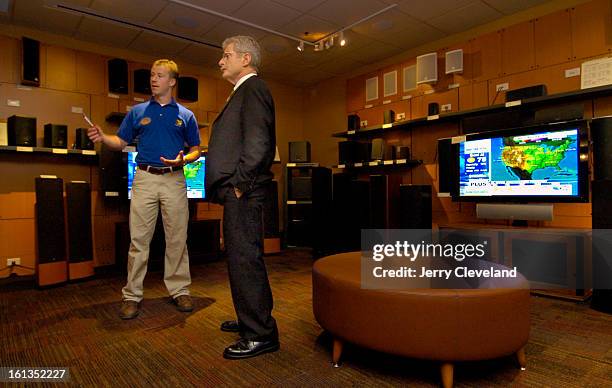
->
[445, 49, 463, 74]
[416, 52, 438, 84]
[366, 76, 378, 102]
[0, 122, 7, 146]
[383, 70, 397, 97]
[403, 65, 416, 92]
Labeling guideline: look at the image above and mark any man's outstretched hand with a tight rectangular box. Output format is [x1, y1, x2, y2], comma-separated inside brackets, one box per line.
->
[160, 150, 185, 167]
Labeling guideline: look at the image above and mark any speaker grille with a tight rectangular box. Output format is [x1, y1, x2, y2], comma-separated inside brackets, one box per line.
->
[403, 65, 416, 92]
[383, 70, 397, 97]
[365, 76, 378, 102]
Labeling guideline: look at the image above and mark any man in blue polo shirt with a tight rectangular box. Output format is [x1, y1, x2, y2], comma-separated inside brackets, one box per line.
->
[88, 59, 201, 319]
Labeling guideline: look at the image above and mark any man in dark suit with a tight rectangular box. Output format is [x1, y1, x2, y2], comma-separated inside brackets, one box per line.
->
[205, 35, 279, 359]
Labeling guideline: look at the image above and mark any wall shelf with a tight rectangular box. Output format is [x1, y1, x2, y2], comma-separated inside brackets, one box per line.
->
[334, 84, 612, 138]
[0, 145, 98, 161]
[333, 159, 422, 170]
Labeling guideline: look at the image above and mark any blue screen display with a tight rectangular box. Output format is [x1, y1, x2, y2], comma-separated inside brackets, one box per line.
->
[459, 128, 579, 198]
[127, 151, 206, 199]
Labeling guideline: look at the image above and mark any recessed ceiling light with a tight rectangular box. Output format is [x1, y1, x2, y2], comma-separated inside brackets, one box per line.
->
[372, 19, 393, 32]
[173, 16, 199, 29]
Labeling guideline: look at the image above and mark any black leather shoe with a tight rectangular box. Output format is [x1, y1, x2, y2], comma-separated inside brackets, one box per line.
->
[223, 338, 280, 359]
[220, 320, 240, 332]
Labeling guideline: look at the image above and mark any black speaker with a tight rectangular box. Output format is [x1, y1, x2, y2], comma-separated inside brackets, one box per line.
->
[393, 145, 410, 160]
[506, 84, 547, 102]
[263, 180, 280, 238]
[437, 138, 457, 194]
[428, 102, 439, 116]
[532, 102, 583, 124]
[332, 173, 355, 252]
[22, 37, 40, 87]
[44, 124, 68, 148]
[289, 168, 312, 200]
[178, 76, 199, 102]
[348, 114, 360, 131]
[370, 175, 389, 229]
[383, 110, 395, 124]
[371, 138, 386, 161]
[591, 180, 612, 314]
[311, 167, 333, 256]
[35, 177, 67, 287]
[66, 181, 93, 263]
[7, 115, 36, 146]
[99, 144, 126, 197]
[289, 141, 311, 163]
[399, 184, 432, 229]
[338, 141, 359, 164]
[75, 128, 94, 150]
[591, 117, 612, 180]
[133, 68, 151, 95]
[108, 58, 128, 94]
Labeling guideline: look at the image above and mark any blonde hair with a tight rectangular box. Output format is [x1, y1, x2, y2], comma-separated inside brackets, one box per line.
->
[152, 59, 179, 80]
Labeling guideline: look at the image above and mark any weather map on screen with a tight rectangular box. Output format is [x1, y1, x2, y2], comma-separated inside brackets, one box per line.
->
[459, 129, 579, 197]
[127, 151, 206, 199]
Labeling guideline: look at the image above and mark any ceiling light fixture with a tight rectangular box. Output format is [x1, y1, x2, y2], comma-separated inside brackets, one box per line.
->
[297, 41, 304, 52]
[339, 31, 346, 47]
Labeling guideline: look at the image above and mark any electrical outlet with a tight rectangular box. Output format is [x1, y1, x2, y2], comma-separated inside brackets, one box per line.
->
[496, 83, 509, 92]
[396, 112, 406, 120]
[441, 104, 452, 112]
[360, 120, 368, 128]
[7, 258, 20, 266]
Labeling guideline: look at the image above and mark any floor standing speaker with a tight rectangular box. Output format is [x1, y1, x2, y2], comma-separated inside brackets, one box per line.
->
[263, 180, 281, 254]
[108, 58, 128, 94]
[591, 117, 612, 180]
[399, 184, 432, 229]
[35, 177, 67, 287]
[437, 138, 457, 195]
[591, 180, 612, 314]
[311, 167, 332, 256]
[99, 144, 126, 198]
[66, 181, 94, 281]
[22, 37, 40, 87]
[332, 173, 355, 253]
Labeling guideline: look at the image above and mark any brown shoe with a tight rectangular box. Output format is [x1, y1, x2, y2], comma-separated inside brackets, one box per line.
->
[173, 295, 193, 312]
[119, 300, 139, 320]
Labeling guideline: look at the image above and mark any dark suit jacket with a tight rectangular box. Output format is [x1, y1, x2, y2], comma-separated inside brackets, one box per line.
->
[205, 75, 276, 204]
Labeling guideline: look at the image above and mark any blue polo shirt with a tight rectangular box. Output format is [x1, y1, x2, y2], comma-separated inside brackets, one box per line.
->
[117, 97, 200, 167]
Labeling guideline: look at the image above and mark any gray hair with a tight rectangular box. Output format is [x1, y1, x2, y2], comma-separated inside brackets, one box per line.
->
[222, 35, 261, 71]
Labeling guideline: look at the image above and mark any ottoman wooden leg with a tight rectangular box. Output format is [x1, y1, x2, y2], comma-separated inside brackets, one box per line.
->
[516, 346, 526, 370]
[441, 362, 453, 388]
[332, 338, 343, 368]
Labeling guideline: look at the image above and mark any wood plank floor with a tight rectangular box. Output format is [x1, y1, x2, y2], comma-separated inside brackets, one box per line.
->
[1, 249, 611, 387]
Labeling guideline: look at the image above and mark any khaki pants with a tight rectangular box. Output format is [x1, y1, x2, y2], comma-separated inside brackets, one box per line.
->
[122, 168, 191, 302]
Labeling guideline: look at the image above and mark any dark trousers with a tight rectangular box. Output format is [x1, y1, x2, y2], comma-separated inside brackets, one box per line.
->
[222, 185, 278, 341]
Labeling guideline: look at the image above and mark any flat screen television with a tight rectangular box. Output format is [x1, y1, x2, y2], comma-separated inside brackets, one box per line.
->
[454, 121, 589, 203]
[127, 151, 206, 200]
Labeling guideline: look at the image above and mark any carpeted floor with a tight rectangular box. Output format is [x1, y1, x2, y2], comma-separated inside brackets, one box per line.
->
[1, 249, 611, 387]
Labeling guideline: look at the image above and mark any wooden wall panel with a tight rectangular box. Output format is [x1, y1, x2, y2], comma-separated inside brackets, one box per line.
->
[571, 0, 612, 60]
[534, 9, 573, 68]
[346, 74, 366, 113]
[470, 31, 502, 82]
[198, 75, 217, 112]
[45, 45, 77, 91]
[0, 219, 36, 271]
[76, 51, 106, 95]
[501, 20, 535, 75]
[594, 95, 612, 116]
[0, 35, 19, 84]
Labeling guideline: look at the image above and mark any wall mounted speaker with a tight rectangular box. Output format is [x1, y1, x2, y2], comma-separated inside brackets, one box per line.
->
[108, 58, 128, 94]
[383, 110, 395, 124]
[383, 70, 397, 97]
[178, 76, 198, 102]
[403, 65, 417, 92]
[365, 76, 378, 102]
[445, 49, 463, 74]
[75, 128, 94, 150]
[348, 114, 360, 131]
[22, 37, 40, 87]
[44, 124, 67, 148]
[289, 141, 311, 163]
[133, 68, 151, 95]
[416, 52, 438, 84]
[428, 102, 439, 116]
[7, 115, 36, 147]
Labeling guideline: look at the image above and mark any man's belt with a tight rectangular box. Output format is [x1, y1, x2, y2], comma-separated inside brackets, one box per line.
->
[138, 164, 183, 175]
